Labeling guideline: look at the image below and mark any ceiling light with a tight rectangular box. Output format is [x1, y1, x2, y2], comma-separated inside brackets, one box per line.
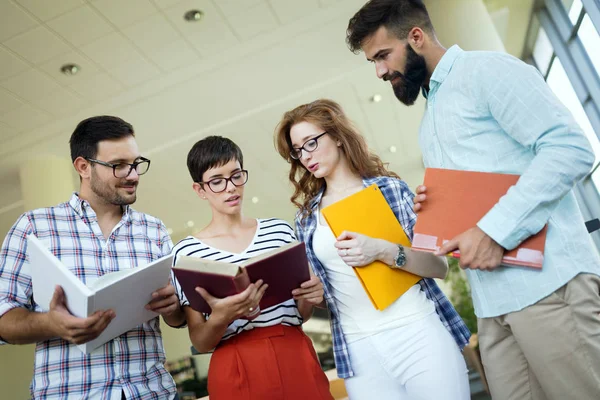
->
[252, 197, 259, 204]
[389, 145, 397, 153]
[167, 228, 173, 235]
[184, 10, 203, 22]
[186, 220, 195, 228]
[60, 63, 80, 76]
[371, 94, 382, 103]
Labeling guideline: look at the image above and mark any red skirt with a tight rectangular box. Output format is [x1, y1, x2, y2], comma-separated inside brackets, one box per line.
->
[207, 324, 333, 400]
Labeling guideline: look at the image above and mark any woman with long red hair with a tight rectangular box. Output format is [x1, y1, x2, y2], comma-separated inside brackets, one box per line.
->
[274, 99, 470, 400]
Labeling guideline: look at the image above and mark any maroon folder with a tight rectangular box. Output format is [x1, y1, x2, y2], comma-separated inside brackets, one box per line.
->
[173, 242, 310, 314]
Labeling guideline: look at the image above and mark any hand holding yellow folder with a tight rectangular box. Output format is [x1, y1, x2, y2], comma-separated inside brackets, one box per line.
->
[321, 184, 421, 310]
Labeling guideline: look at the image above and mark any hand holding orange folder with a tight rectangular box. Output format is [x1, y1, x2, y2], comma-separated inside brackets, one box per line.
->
[412, 168, 547, 269]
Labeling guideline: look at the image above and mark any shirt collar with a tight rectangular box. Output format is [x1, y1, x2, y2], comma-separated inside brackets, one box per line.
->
[68, 192, 131, 222]
[423, 44, 463, 98]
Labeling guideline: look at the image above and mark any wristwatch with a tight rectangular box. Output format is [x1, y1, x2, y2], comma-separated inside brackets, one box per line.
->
[392, 244, 407, 269]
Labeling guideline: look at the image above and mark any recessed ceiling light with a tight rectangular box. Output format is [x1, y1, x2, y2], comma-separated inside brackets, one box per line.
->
[252, 197, 259, 204]
[389, 145, 397, 153]
[167, 228, 173, 235]
[186, 220, 195, 228]
[371, 94, 382, 103]
[184, 10, 203, 22]
[60, 63, 80, 76]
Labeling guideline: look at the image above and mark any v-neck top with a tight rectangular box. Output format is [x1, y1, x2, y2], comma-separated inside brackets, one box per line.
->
[172, 218, 303, 341]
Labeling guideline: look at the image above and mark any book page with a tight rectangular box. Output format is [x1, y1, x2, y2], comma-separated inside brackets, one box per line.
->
[88, 269, 136, 291]
[176, 256, 240, 276]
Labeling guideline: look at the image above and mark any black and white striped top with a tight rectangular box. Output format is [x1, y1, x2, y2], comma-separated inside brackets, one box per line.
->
[172, 218, 303, 341]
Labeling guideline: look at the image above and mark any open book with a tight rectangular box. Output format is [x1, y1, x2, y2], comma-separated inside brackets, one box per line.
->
[27, 234, 173, 354]
[173, 241, 310, 314]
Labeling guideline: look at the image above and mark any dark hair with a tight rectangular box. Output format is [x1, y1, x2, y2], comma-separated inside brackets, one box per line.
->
[69, 116, 135, 162]
[346, 0, 433, 53]
[187, 136, 244, 183]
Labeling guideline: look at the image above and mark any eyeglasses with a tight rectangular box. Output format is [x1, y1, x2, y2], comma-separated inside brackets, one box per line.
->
[85, 157, 151, 178]
[199, 170, 249, 193]
[290, 132, 328, 160]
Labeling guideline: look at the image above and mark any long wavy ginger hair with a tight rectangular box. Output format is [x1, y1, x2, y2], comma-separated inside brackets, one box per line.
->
[274, 99, 399, 221]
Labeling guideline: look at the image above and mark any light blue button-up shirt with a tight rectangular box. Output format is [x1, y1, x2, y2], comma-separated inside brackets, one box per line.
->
[419, 45, 600, 318]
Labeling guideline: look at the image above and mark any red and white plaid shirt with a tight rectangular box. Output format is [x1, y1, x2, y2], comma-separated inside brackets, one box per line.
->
[0, 193, 177, 399]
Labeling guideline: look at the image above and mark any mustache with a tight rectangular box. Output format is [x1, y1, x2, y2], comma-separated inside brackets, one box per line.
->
[383, 71, 419, 87]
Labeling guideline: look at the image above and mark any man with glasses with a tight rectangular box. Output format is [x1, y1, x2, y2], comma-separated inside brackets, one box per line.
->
[0, 116, 184, 399]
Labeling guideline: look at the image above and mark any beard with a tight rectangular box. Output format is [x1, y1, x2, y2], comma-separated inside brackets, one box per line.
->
[384, 44, 428, 106]
[90, 168, 137, 206]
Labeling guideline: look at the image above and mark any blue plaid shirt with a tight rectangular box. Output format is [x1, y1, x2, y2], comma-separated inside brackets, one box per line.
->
[295, 176, 470, 378]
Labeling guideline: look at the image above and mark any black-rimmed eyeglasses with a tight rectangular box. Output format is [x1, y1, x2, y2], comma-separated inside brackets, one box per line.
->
[199, 170, 249, 193]
[290, 132, 328, 160]
[86, 157, 151, 178]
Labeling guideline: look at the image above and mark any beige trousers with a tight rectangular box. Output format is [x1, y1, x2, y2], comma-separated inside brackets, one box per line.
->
[478, 273, 600, 400]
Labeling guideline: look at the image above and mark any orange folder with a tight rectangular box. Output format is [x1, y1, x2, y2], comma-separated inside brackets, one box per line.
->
[412, 168, 547, 269]
[321, 184, 421, 310]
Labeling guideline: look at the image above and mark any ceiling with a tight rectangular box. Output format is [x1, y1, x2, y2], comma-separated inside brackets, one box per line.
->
[0, 0, 533, 241]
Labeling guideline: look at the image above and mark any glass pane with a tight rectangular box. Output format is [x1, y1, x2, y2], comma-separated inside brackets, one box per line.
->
[578, 14, 600, 76]
[567, 0, 583, 24]
[547, 58, 600, 186]
[533, 27, 554, 76]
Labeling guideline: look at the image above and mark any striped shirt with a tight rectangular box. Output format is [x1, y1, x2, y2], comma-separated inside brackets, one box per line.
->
[296, 176, 470, 379]
[172, 218, 303, 341]
[0, 193, 177, 400]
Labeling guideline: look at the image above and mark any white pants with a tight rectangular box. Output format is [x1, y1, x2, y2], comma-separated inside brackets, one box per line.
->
[344, 313, 470, 400]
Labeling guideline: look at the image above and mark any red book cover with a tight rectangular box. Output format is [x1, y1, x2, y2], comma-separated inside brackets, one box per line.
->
[173, 242, 310, 314]
[412, 168, 547, 269]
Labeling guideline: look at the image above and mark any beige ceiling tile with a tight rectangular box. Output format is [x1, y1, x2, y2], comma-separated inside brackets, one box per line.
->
[164, 0, 238, 55]
[16, 0, 84, 21]
[152, 0, 183, 10]
[227, 2, 279, 39]
[38, 50, 100, 84]
[80, 32, 140, 70]
[0, 121, 19, 141]
[4, 26, 72, 65]
[122, 13, 181, 53]
[108, 56, 161, 87]
[68, 72, 123, 102]
[0, 103, 52, 132]
[214, 0, 264, 16]
[28, 87, 86, 117]
[0, 1, 38, 42]
[146, 39, 200, 71]
[47, 5, 114, 47]
[1, 69, 61, 102]
[0, 46, 30, 80]
[91, 0, 157, 29]
[0, 88, 24, 116]
[269, 0, 320, 25]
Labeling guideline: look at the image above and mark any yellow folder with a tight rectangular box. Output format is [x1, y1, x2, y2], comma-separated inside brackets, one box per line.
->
[321, 184, 421, 310]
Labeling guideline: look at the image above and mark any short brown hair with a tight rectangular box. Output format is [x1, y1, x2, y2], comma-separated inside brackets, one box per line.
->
[346, 0, 433, 53]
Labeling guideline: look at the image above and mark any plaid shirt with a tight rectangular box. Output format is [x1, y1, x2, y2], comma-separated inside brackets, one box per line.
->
[0, 193, 177, 400]
[295, 176, 470, 379]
